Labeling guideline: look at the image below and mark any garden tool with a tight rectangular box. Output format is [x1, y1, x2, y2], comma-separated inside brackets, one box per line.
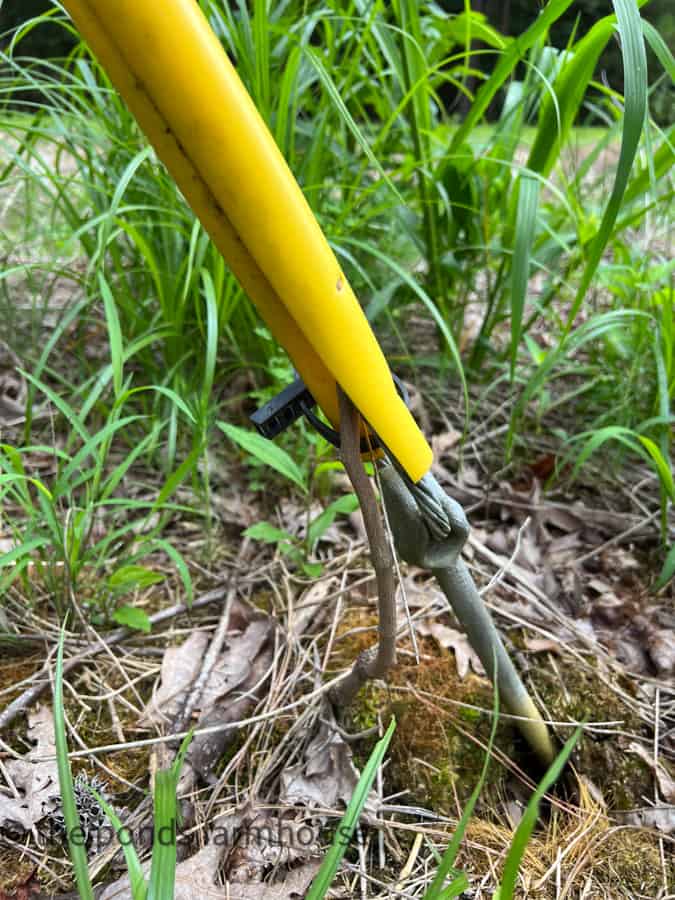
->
[61, 0, 556, 766]
[379, 462, 556, 765]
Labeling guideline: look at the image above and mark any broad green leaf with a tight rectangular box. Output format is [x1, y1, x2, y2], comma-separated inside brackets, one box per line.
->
[217, 421, 307, 492]
[109, 565, 165, 591]
[442, 11, 507, 51]
[112, 605, 152, 633]
[307, 493, 359, 549]
[244, 522, 294, 544]
[528, 17, 615, 177]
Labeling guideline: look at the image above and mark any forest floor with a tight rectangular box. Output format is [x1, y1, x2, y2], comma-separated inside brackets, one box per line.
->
[0, 131, 673, 900]
[0, 348, 673, 899]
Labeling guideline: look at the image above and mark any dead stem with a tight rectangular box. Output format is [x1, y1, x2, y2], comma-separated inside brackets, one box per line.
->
[329, 387, 397, 708]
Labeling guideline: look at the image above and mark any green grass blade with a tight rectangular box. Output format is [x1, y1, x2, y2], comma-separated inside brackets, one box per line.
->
[437, 873, 470, 899]
[151, 537, 193, 605]
[527, 17, 615, 177]
[92, 146, 152, 267]
[53, 415, 142, 496]
[200, 269, 219, 414]
[654, 544, 675, 592]
[147, 731, 193, 900]
[154, 443, 204, 509]
[306, 718, 396, 900]
[507, 310, 650, 454]
[99, 272, 124, 398]
[21, 370, 90, 443]
[449, 0, 576, 154]
[304, 47, 404, 206]
[0, 536, 49, 570]
[494, 727, 581, 899]
[642, 19, 675, 82]
[563, 0, 648, 335]
[423, 676, 501, 899]
[509, 176, 540, 381]
[87, 788, 147, 900]
[567, 426, 674, 503]
[101, 426, 161, 500]
[621, 124, 674, 208]
[217, 421, 307, 492]
[54, 624, 95, 900]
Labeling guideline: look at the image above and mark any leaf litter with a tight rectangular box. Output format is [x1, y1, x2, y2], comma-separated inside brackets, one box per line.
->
[1, 396, 674, 898]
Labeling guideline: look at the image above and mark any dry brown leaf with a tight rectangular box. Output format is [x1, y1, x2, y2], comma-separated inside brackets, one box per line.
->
[290, 578, 336, 638]
[646, 628, 675, 678]
[280, 719, 365, 811]
[98, 806, 319, 900]
[523, 637, 562, 655]
[140, 601, 273, 730]
[2, 706, 59, 832]
[223, 860, 320, 900]
[624, 805, 675, 834]
[199, 618, 272, 709]
[416, 621, 485, 679]
[139, 632, 209, 726]
[431, 429, 461, 461]
[628, 742, 675, 803]
[227, 812, 319, 881]
[186, 620, 274, 777]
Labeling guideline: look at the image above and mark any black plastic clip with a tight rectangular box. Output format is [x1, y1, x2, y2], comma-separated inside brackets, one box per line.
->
[250, 373, 410, 453]
[249, 376, 315, 440]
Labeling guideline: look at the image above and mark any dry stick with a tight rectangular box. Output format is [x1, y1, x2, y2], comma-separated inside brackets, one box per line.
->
[0, 585, 231, 732]
[329, 387, 396, 708]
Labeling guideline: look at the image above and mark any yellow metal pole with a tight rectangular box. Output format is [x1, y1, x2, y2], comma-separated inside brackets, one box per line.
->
[60, 0, 433, 482]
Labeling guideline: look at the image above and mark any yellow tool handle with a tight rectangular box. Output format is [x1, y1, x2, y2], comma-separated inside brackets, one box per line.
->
[61, 0, 433, 482]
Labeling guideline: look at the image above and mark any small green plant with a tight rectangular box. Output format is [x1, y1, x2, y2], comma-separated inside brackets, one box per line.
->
[219, 419, 359, 575]
[244, 492, 359, 577]
[54, 623, 192, 899]
[0, 369, 195, 618]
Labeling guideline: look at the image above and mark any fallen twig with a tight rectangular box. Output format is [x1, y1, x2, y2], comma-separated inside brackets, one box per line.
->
[0, 585, 231, 731]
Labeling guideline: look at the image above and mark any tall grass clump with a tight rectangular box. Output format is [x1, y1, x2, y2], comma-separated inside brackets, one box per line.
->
[53, 623, 192, 899]
[1, 1, 672, 543]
